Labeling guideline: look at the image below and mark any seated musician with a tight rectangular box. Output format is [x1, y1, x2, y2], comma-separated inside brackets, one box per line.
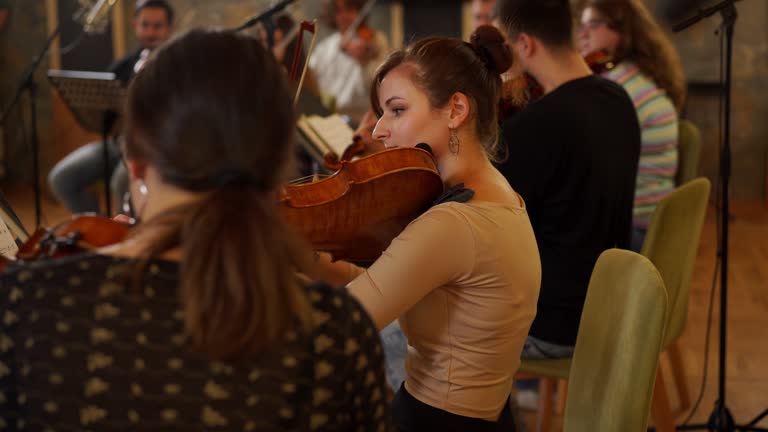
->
[309, 0, 390, 125]
[309, 26, 541, 431]
[494, 0, 641, 359]
[47, 0, 175, 214]
[578, 0, 686, 251]
[0, 29, 389, 429]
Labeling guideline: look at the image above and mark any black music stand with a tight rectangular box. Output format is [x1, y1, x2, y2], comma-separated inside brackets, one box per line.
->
[47, 70, 125, 216]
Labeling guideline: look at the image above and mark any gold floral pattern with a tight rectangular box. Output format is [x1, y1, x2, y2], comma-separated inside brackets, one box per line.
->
[0, 255, 389, 429]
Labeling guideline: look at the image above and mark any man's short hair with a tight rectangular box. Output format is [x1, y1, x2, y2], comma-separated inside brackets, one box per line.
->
[135, 0, 174, 24]
[494, 0, 573, 48]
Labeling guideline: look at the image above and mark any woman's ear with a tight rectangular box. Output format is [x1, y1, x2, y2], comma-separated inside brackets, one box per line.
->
[447, 92, 471, 129]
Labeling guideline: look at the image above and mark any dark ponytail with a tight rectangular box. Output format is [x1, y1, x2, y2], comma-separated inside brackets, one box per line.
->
[124, 29, 313, 360]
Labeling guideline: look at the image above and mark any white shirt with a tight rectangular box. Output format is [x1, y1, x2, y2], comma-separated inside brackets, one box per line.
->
[133, 49, 151, 74]
[309, 31, 390, 124]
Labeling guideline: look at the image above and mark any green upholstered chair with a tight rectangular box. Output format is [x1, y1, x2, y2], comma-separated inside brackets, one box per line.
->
[639, 177, 711, 431]
[562, 249, 668, 432]
[516, 178, 710, 432]
[676, 120, 702, 187]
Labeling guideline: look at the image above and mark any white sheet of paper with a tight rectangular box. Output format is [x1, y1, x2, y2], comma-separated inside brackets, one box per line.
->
[0, 218, 19, 259]
[303, 114, 355, 157]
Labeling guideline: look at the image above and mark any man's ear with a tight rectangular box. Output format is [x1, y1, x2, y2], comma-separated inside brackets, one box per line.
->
[514, 32, 537, 60]
[447, 92, 471, 129]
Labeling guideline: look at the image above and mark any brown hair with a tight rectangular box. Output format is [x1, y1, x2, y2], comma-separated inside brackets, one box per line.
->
[583, 0, 687, 109]
[321, 0, 368, 30]
[370, 26, 513, 161]
[495, 0, 575, 48]
[124, 29, 312, 360]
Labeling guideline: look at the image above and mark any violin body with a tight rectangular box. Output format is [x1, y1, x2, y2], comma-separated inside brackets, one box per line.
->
[280, 146, 443, 262]
[1, 215, 131, 271]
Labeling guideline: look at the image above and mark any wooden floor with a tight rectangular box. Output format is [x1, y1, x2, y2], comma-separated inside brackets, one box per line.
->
[2, 184, 767, 430]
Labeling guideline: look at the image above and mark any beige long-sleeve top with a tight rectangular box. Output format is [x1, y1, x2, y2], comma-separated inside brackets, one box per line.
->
[348, 199, 541, 420]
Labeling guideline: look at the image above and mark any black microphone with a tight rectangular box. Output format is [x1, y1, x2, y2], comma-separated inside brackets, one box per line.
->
[657, 0, 740, 24]
[234, 0, 299, 33]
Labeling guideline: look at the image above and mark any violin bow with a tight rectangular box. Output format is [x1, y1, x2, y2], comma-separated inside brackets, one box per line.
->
[290, 19, 319, 106]
[341, 0, 377, 42]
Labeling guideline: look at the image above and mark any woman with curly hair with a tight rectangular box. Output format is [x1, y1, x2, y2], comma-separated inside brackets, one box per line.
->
[578, 0, 687, 251]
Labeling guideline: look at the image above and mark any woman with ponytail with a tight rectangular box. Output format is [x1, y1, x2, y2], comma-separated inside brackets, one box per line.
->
[0, 29, 389, 430]
[309, 26, 541, 431]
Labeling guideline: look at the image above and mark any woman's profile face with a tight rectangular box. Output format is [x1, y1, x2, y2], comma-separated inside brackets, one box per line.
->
[372, 65, 452, 159]
[578, 7, 621, 57]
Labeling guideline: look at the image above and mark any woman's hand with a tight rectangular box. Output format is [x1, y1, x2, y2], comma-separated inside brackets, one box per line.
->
[300, 251, 364, 287]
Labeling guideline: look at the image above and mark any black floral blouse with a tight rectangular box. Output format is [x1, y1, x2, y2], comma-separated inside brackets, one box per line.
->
[0, 254, 389, 431]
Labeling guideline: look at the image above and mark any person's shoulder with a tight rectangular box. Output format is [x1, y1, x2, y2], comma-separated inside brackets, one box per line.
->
[564, 74, 627, 97]
[108, 49, 141, 71]
[414, 202, 475, 228]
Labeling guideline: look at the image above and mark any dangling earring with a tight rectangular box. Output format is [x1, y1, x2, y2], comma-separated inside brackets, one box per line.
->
[448, 128, 460, 156]
[131, 178, 149, 220]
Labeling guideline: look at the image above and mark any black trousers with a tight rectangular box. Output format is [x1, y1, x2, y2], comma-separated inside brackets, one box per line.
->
[391, 384, 517, 432]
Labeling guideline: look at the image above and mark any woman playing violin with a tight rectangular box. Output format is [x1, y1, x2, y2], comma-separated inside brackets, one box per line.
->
[310, 26, 541, 431]
[578, 0, 686, 251]
[0, 29, 389, 430]
[310, 0, 390, 125]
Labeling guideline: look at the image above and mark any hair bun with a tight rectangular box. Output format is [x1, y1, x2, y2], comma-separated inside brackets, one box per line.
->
[470, 25, 513, 74]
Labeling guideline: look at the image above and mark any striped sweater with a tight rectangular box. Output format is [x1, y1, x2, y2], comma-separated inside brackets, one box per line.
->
[602, 60, 679, 228]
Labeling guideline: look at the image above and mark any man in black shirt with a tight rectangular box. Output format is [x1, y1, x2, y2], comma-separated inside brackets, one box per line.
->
[495, 0, 640, 357]
[47, 0, 174, 213]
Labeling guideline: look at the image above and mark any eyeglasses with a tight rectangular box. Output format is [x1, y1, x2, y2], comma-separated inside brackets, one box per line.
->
[578, 19, 609, 32]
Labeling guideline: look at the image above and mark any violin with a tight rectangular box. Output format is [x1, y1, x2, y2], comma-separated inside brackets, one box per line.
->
[499, 50, 617, 116]
[280, 145, 443, 262]
[354, 23, 375, 42]
[0, 215, 131, 272]
[584, 49, 617, 74]
[341, 0, 377, 44]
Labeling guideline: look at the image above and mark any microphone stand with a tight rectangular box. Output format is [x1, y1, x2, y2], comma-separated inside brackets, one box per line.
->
[0, 25, 61, 229]
[672, 1, 767, 430]
[233, 0, 298, 39]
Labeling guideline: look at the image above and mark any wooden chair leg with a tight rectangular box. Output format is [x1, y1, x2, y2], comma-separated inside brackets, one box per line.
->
[651, 368, 675, 432]
[536, 378, 554, 432]
[556, 379, 568, 415]
[666, 341, 691, 411]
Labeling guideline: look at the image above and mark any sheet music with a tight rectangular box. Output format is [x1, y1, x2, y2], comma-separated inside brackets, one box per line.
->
[297, 114, 355, 157]
[0, 218, 19, 259]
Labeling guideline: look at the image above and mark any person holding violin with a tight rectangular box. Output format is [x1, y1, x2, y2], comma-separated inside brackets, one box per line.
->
[494, 0, 640, 359]
[309, 0, 389, 125]
[0, 29, 390, 429]
[47, 0, 175, 214]
[578, 0, 686, 251]
[309, 26, 541, 431]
